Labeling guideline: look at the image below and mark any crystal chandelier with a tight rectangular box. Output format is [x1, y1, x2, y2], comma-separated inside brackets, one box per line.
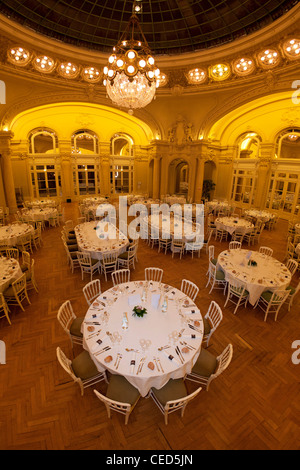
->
[103, 8, 160, 114]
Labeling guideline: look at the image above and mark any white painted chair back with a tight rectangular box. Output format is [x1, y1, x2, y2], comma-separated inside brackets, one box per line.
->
[229, 241, 241, 250]
[145, 267, 163, 283]
[112, 269, 130, 286]
[94, 389, 133, 425]
[83, 279, 101, 305]
[286, 258, 298, 276]
[259, 246, 273, 257]
[180, 279, 199, 301]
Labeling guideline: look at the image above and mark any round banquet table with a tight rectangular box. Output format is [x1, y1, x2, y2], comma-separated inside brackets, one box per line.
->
[0, 257, 23, 293]
[217, 248, 292, 305]
[244, 209, 274, 223]
[207, 201, 230, 213]
[215, 216, 254, 236]
[21, 208, 58, 223]
[81, 203, 115, 218]
[144, 214, 202, 242]
[28, 199, 56, 208]
[0, 223, 34, 247]
[75, 220, 129, 261]
[81, 197, 107, 205]
[165, 196, 186, 205]
[82, 280, 203, 397]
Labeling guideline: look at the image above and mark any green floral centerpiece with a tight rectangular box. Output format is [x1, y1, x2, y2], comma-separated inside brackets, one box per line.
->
[132, 305, 147, 318]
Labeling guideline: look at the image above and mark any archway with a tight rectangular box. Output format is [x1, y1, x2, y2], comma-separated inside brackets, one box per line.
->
[168, 158, 189, 196]
[203, 160, 217, 201]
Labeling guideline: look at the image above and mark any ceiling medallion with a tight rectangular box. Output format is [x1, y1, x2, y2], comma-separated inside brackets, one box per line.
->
[102, 8, 160, 114]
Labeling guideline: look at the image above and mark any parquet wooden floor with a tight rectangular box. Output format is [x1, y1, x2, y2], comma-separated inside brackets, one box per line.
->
[0, 203, 299, 450]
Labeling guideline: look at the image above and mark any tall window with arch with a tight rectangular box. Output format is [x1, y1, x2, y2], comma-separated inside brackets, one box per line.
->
[110, 133, 134, 194]
[28, 128, 61, 198]
[71, 129, 101, 196]
[266, 128, 300, 217]
[237, 132, 262, 159]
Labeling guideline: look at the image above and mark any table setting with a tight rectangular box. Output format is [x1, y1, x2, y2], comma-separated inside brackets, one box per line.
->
[206, 201, 230, 213]
[244, 209, 274, 223]
[20, 207, 58, 223]
[144, 214, 202, 242]
[82, 280, 203, 396]
[75, 220, 129, 261]
[217, 248, 292, 305]
[0, 256, 23, 293]
[215, 216, 254, 236]
[0, 223, 34, 246]
[27, 199, 56, 208]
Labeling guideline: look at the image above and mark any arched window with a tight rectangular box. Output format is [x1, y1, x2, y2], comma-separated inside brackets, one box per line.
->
[110, 133, 134, 194]
[111, 133, 134, 157]
[71, 129, 99, 154]
[236, 132, 261, 159]
[275, 128, 300, 159]
[28, 128, 58, 154]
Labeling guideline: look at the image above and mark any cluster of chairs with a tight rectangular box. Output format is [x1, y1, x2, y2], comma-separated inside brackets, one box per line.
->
[56, 266, 233, 425]
[0, 249, 38, 325]
[206, 242, 300, 321]
[62, 220, 139, 282]
[0, 207, 10, 225]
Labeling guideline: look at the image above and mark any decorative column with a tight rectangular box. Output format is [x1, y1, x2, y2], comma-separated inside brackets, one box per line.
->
[152, 157, 160, 199]
[254, 144, 274, 209]
[0, 130, 18, 212]
[194, 156, 205, 203]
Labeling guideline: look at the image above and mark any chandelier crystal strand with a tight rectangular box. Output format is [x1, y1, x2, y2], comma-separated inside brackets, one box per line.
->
[103, 12, 160, 113]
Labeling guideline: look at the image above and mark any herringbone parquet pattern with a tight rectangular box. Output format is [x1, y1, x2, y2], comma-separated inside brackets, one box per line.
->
[0, 203, 299, 450]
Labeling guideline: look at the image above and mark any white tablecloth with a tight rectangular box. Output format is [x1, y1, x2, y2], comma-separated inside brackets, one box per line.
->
[244, 210, 274, 223]
[207, 201, 230, 213]
[144, 214, 203, 242]
[0, 224, 34, 246]
[21, 208, 58, 222]
[0, 257, 23, 293]
[217, 249, 291, 305]
[215, 217, 253, 235]
[81, 197, 107, 205]
[75, 221, 129, 260]
[28, 200, 56, 208]
[82, 281, 203, 396]
[165, 196, 186, 205]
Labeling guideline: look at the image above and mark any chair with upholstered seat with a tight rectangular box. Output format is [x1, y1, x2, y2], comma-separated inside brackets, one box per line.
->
[3, 273, 31, 312]
[224, 278, 249, 314]
[0, 293, 11, 325]
[158, 237, 171, 254]
[56, 347, 107, 396]
[62, 240, 80, 273]
[57, 300, 84, 346]
[229, 241, 241, 250]
[16, 233, 33, 254]
[112, 269, 130, 286]
[231, 231, 244, 243]
[285, 281, 300, 311]
[5, 247, 19, 259]
[202, 300, 223, 347]
[101, 252, 118, 281]
[83, 279, 102, 306]
[206, 259, 227, 294]
[145, 267, 163, 283]
[20, 251, 30, 273]
[25, 259, 39, 293]
[117, 245, 136, 270]
[215, 228, 228, 242]
[31, 223, 43, 249]
[186, 343, 233, 391]
[171, 239, 185, 259]
[259, 246, 273, 257]
[149, 379, 202, 425]
[94, 374, 140, 425]
[77, 252, 101, 281]
[254, 289, 290, 322]
[180, 279, 199, 302]
[286, 258, 298, 276]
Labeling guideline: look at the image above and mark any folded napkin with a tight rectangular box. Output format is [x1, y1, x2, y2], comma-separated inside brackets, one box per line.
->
[84, 312, 101, 322]
[130, 353, 137, 373]
[151, 293, 161, 309]
[183, 333, 202, 340]
[128, 294, 142, 306]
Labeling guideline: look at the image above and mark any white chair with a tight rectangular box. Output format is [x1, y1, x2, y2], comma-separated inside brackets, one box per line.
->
[145, 267, 163, 283]
[5, 247, 19, 259]
[229, 241, 241, 250]
[215, 228, 228, 242]
[0, 293, 11, 325]
[231, 231, 244, 243]
[77, 252, 101, 281]
[117, 246, 136, 270]
[171, 239, 185, 259]
[57, 300, 83, 346]
[101, 252, 118, 281]
[94, 375, 140, 425]
[112, 269, 130, 286]
[3, 273, 31, 312]
[201, 230, 212, 254]
[205, 260, 227, 295]
[254, 289, 290, 322]
[25, 259, 39, 293]
[77, 216, 86, 224]
[285, 281, 300, 311]
[56, 347, 107, 396]
[202, 301, 223, 347]
[186, 344, 233, 391]
[286, 259, 298, 276]
[83, 279, 101, 306]
[180, 279, 199, 302]
[149, 379, 202, 425]
[224, 278, 249, 314]
[259, 246, 273, 257]
[158, 237, 171, 254]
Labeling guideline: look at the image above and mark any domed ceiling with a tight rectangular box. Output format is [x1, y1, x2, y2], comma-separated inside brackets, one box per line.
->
[1, 0, 299, 55]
